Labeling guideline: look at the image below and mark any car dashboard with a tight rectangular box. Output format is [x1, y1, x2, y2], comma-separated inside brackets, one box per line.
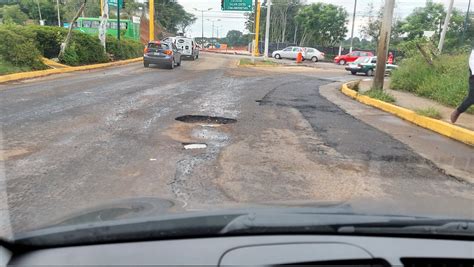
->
[3, 235, 473, 266]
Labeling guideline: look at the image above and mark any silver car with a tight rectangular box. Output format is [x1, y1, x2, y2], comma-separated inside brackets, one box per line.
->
[143, 41, 182, 69]
[303, 47, 325, 62]
[272, 46, 305, 60]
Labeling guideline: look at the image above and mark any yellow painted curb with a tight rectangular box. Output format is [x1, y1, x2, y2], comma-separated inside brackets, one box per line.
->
[41, 57, 69, 68]
[0, 57, 142, 84]
[341, 83, 474, 147]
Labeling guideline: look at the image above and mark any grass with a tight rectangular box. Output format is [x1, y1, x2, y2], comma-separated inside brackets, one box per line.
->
[391, 53, 474, 114]
[363, 89, 396, 103]
[414, 107, 442, 119]
[0, 58, 32, 75]
[239, 58, 278, 66]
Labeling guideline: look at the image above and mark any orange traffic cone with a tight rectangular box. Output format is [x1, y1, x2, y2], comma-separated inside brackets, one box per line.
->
[296, 52, 303, 63]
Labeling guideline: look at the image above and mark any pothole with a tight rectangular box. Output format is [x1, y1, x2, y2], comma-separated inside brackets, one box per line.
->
[183, 143, 207, 150]
[175, 115, 237, 125]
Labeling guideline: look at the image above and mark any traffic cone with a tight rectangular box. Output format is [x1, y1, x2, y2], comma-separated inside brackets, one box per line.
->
[296, 52, 303, 63]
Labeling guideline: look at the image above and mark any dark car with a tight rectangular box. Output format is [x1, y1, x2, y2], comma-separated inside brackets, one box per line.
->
[345, 56, 398, 76]
[334, 50, 374, 65]
[143, 41, 182, 69]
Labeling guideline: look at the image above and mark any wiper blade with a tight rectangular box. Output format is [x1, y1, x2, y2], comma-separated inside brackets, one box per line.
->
[338, 221, 474, 237]
[220, 212, 412, 234]
[221, 213, 474, 238]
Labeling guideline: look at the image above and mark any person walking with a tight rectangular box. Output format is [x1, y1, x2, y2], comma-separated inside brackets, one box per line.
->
[451, 49, 474, 123]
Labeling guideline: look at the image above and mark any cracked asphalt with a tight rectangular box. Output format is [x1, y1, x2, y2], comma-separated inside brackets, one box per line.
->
[1, 53, 473, 233]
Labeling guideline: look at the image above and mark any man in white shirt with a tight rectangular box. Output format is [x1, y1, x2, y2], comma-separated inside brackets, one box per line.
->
[451, 49, 474, 123]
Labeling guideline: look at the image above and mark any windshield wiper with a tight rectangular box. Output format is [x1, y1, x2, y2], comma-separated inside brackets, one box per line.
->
[221, 213, 474, 238]
[338, 221, 474, 237]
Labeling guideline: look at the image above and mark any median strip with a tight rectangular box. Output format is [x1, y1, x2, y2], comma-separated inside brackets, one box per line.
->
[0, 57, 142, 84]
[341, 82, 474, 147]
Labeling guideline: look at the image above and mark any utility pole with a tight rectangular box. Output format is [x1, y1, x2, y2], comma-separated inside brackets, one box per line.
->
[349, 0, 357, 53]
[194, 8, 212, 46]
[372, 0, 395, 90]
[149, 0, 154, 41]
[56, 0, 61, 26]
[117, 0, 120, 40]
[254, 0, 261, 56]
[263, 0, 271, 59]
[438, 0, 454, 53]
[461, 0, 471, 44]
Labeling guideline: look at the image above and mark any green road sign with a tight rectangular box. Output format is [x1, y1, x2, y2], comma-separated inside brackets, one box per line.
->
[222, 0, 252, 11]
[108, 0, 123, 8]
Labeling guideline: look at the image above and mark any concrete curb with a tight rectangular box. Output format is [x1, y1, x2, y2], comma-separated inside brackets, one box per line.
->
[41, 57, 69, 69]
[341, 82, 474, 147]
[236, 60, 281, 68]
[0, 57, 142, 84]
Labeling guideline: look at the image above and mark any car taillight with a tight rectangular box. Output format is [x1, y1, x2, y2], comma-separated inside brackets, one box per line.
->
[164, 50, 172, 55]
[144, 47, 148, 53]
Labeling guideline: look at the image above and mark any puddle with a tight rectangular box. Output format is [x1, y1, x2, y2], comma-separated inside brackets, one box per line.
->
[175, 115, 237, 125]
[183, 143, 207, 150]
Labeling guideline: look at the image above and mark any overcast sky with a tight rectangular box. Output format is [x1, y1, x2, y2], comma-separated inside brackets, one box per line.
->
[177, 0, 471, 39]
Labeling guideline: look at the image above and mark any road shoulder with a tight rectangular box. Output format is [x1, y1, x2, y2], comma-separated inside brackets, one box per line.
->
[320, 82, 474, 184]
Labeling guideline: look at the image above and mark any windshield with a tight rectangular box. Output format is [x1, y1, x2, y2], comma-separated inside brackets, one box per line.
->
[354, 57, 370, 63]
[148, 43, 169, 50]
[0, 0, 473, 243]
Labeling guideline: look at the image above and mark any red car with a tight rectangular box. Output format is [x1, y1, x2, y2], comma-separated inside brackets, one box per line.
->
[334, 51, 374, 65]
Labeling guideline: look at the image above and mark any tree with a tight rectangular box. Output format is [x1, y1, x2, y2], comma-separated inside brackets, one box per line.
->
[245, 0, 302, 43]
[360, 3, 403, 46]
[155, 0, 195, 34]
[177, 12, 196, 34]
[59, 0, 87, 58]
[18, 0, 62, 25]
[1, 4, 29, 24]
[400, 0, 446, 40]
[295, 3, 348, 46]
[226, 30, 243, 46]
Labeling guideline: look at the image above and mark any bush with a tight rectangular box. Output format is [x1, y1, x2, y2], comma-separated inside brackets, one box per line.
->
[60, 44, 80, 66]
[106, 37, 144, 60]
[0, 25, 142, 71]
[391, 53, 473, 113]
[28, 25, 67, 58]
[0, 26, 46, 70]
[68, 32, 108, 65]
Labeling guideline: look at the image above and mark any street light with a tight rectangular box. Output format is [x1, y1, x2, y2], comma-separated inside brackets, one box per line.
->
[206, 18, 221, 42]
[193, 7, 213, 46]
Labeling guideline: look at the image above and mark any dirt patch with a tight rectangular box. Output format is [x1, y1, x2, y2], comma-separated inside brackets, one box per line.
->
[0, 148, 35, 161]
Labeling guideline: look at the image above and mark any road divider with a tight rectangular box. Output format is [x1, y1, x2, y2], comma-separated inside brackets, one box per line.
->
[0, 57, 142, 84]
[341, 82, 474, 147]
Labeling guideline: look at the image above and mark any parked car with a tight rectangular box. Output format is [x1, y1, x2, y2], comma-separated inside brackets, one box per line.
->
[303, 47, 325, 62]
[334, 51, 374, 65]
[272, 46, 305, 60]
[143, 40, 182, 69]
[345, 56, 398, 76]
[175, 37, 199, 60]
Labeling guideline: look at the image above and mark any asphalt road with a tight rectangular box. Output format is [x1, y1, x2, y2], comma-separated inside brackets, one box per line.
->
[1, 53, 473, 233]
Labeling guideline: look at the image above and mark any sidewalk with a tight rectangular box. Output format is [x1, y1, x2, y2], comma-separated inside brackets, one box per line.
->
[359, 79, 474, 131]
[321, 82, 474, 183]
